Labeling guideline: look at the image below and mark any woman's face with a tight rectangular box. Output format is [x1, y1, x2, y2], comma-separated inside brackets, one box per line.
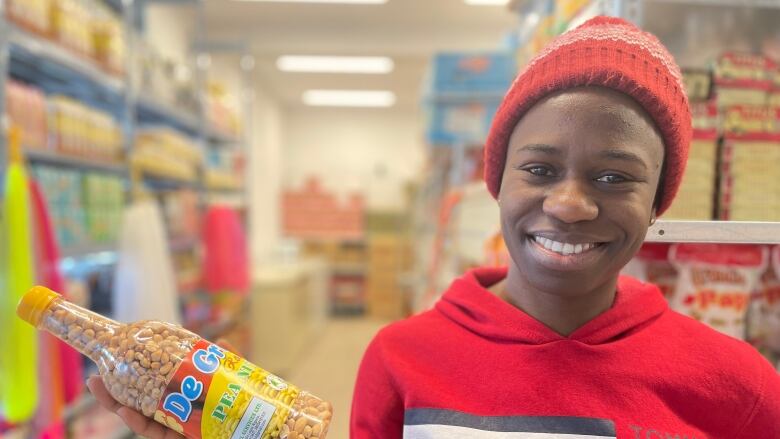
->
[499, 86, 665, 297]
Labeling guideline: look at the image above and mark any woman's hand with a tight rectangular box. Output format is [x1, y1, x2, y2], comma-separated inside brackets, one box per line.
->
[86, 338, 239, 439]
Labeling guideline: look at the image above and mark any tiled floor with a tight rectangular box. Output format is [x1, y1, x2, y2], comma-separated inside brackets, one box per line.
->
[286, 317, 389, 439]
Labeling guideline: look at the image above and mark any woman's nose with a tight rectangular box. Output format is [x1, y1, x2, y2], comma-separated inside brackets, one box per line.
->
[542, 179, 598, 223]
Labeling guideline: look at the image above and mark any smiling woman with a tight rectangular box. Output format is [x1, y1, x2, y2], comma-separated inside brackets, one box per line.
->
[351, 16, 780, 439]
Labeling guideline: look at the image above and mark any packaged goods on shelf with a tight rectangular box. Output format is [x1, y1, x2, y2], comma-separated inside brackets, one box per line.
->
[83, 174, 124, 244]
[135, 42, 199, 116]
[771, 66, 780, 107]
[6, 0, 51, 34]
[206, 81, 241, 139]
[424, 52, 516, 146]
[670, 244, 768, 341]
[5, 80, 48, 150]
[48, 95, 123, 162]
[714, 53, 775, 108]
[31, 165, 88, 249]
[161, 189, 201, 240]
[663, 135, 718, 220]
[132, 128, 203, 182]
[91, 4, 125, 74]
[50, 0, 93, 58]
[718, 106, 780, 221]
[683, 69, 713, 101]
[747, 246, 780, 360]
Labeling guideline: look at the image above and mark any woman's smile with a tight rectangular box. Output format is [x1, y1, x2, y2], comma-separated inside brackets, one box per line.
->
[526, 233, 609, 272]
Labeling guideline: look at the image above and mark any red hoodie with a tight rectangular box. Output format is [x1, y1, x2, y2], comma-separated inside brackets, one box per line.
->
[351, 267, 780, 438]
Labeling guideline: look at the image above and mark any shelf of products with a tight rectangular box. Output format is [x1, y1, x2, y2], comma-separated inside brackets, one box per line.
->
[136, 95, 201, 136]
[7, 22, 124, 93]
[24, 147, 126, 174]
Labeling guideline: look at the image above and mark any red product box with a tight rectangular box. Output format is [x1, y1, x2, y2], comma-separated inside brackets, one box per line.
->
[723, 106, 780, 141]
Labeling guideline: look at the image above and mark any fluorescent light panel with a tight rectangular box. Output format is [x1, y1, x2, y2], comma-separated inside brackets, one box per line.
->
[303, 90, 396, 107]
[235, 0, 387, 4]
[463, 0, 509, 5]
[278, 56, 394, 74]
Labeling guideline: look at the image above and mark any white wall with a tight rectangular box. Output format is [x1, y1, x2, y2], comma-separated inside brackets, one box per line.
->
[143, 4, 196, 65]
[283, 107, 426, 211]
[249, 87, 284, 268]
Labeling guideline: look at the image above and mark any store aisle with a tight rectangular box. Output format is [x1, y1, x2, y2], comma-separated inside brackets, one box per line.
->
[286, 317, 389, 439]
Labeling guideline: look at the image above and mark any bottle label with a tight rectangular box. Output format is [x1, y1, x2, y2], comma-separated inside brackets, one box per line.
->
[155, 340, 300, 438]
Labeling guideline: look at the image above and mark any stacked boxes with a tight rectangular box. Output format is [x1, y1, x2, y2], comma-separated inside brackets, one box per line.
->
[706, 53, 780, 222]
[367, 235, 412, 320]
[425, 52, 516, 146]
[83, 174, 124, 243]
[302, 240, 367, 314]
[719, 106, 780, 221]
[663, 101, 718, 220]
[282, 178, 364, 240]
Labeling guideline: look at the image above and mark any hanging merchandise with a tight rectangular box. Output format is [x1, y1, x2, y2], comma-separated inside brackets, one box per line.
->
[28, 180, 83, 404]
[17, 286, 334, 439]
[670, 244, 769, 340]
[747, 246, 780, 359]
[630, 244, 679, 300]
[0, 127, 38, 423]
[202, 206, 249, 295]
[113, 199, 181, 324]
[29, 181, 67, 439]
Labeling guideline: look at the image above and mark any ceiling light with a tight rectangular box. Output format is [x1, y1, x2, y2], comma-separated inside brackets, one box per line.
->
[303, 90, 396, 107]
[277, 56, 394, 74]
[235, 0, 387, 4]
[463, 0, 509, 5]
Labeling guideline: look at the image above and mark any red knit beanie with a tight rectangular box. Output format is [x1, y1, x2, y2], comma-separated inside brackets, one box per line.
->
[484, 16, 691, 216]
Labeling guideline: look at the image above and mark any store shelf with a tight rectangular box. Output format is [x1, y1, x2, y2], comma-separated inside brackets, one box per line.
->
[25, 148, 127, 174]
[207, 127, 240, 144]
[131, 154, 198, 185]
[136, 95, 201, 135]
[8, 23, 124, 94]
[61, 243, 117, 258]
[647, 220, 780, 244]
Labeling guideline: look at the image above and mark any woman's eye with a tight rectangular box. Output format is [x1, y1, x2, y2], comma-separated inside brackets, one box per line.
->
[596, 174, 628, 184]
[525, 166, 553, 177]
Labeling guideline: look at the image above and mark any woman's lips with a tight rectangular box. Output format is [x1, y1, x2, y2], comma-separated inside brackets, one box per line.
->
[526, 234, 608, 272]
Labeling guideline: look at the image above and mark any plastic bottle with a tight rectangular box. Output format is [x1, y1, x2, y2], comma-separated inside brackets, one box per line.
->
[17, 286, 333, 439]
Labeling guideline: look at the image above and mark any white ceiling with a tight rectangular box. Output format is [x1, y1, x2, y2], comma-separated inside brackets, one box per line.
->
[200, 0, 519, 109]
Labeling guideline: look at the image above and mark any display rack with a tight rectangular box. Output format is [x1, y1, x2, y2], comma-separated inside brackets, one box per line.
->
[25, 148, 127, 174]
[0, 0, 252, 436]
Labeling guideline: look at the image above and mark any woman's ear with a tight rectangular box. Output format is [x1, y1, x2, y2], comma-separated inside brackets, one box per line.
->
[649, 208, 657, 226]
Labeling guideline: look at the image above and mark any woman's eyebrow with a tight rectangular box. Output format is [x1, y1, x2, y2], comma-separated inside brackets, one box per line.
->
[515, 144, 560, 155]
[599, 149, 648, 169]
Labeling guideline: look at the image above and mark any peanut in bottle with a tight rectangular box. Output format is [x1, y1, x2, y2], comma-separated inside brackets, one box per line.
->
[17, 286, 332, 439]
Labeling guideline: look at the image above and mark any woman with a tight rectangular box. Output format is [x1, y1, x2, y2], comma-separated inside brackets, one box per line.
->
[89, 16, 779, 439]
[351, 16, 780, 438]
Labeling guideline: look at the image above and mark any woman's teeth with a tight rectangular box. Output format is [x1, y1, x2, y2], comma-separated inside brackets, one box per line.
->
[532, 236, 598, 256]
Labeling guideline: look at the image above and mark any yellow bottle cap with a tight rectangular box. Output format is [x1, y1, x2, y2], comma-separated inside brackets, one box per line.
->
[17, 286, 61, 327]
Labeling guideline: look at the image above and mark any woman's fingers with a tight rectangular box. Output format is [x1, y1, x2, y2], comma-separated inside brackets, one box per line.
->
[116, 406, 184, 439]
[86, 375, 122, 413]
[87, 375, 184, 439]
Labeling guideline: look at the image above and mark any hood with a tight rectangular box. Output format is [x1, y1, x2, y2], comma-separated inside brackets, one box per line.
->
[435, 267, 668, 345]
